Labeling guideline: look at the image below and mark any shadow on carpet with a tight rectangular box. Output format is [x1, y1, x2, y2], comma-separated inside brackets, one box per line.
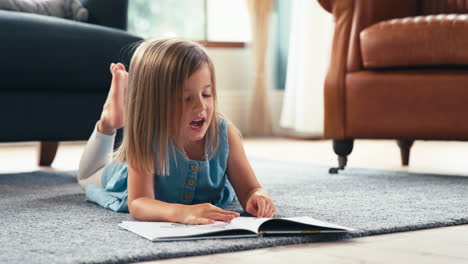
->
[1, 159, 467, 264]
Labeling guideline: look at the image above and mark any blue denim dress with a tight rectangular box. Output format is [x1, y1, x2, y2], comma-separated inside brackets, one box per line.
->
[84, 119, 236, 212]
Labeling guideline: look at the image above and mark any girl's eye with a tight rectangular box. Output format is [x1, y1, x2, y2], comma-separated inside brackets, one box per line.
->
[183, 93, 211, 102]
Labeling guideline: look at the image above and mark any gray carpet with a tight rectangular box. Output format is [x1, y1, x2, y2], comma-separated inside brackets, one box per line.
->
[1, 159, 468, 264]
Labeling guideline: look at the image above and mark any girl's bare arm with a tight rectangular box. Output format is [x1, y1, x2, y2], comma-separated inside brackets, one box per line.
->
[127, 165, 239, 224]
[226, 124, 276, 217]
[127, 165, 177, 221]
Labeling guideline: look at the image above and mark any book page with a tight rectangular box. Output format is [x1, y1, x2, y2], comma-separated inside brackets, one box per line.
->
[119, 220, 256, 241]
[229, 217, 272, 233]
[281, 217, 355, 231]
[258, 217, 356, 233]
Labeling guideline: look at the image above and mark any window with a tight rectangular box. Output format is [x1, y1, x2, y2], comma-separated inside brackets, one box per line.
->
[128, 0, 251, 42]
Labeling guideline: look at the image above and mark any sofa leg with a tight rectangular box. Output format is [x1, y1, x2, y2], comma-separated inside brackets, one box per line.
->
[329, 139, 354, 174]
[38, 141, 59, 166]
[396, 139, 414, 166]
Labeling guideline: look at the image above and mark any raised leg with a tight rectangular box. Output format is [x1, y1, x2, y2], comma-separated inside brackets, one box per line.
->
[38, 141, 59, 166]
[329, 139, 354, 174]
[396, 139, 414, 166]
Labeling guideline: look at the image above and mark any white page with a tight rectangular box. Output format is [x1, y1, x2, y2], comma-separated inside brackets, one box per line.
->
[119, 220, 255, 241]
[280, 217, 356, 231]
[229, 217, 272, 233]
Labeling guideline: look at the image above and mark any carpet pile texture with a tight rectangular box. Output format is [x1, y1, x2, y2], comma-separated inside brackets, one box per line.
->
[1, 159, 467, 263]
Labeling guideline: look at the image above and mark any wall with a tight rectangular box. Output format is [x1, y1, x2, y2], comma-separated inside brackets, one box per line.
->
[206, 47, 284, 136]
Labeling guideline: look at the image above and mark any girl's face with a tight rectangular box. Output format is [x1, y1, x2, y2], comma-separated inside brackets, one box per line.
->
[179, 63, 214, 145]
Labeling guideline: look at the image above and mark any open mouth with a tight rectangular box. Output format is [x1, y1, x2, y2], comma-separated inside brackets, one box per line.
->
[189, 118, 206, 129]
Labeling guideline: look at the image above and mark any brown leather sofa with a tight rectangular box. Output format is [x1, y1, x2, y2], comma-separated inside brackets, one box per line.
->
[318, 0, 468, 173]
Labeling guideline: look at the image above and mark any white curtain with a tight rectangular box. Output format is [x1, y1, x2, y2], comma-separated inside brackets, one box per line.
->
[246, 0, 274, 136]
[280, 0, 334, 137]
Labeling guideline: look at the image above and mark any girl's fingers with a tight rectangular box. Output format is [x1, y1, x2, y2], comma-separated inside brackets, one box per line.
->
[267, 205, 276, 218]
[258, 199, 266, 217]
[208, 213, 236, 222]
[257, 198, 266, 217]
[195, 217, 215, 225]
[246, 204, 257, 216]
[214, 207, 240, 217]
[263, 202, 271, 218]
[246, 201, 256, 216]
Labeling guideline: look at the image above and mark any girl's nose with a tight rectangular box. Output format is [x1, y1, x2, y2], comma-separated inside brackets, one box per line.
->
[194, 96, 206, 112]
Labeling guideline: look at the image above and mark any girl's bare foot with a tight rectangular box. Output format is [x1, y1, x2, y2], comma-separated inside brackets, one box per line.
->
[98, 63, 128, 135]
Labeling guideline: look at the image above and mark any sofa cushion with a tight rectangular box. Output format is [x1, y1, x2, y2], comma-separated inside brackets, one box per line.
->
[0, 0, 88, 21]
[360, 14, 468, 69]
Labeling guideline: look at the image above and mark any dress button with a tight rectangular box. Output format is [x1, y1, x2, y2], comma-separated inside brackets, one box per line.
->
[184, 193, 193, 200]
[191, 164, 198, 171]
[187, 179, 196, 186]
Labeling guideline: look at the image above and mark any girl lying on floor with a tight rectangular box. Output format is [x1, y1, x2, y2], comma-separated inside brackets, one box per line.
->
[77, 38, 277, 224]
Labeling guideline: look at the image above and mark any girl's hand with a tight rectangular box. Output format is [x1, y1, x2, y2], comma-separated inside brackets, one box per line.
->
[178, 203, 240, 225]
[245, 188, 277, 218]
[98, 63, 128, 135]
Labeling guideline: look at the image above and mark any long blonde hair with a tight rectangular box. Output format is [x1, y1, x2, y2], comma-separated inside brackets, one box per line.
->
[114, 38, 219, 176]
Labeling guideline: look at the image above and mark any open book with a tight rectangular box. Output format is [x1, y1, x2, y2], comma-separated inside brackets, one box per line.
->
[118, 216, 356, 242]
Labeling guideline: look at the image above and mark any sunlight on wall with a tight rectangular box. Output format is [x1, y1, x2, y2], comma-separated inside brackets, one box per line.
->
[207, 0, 251, 41]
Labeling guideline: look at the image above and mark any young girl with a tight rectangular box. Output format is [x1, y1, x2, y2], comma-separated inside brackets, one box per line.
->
[77, 38, 276, 224]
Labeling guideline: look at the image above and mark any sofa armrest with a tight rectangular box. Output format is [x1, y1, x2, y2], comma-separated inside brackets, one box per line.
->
[319, 0, 419, 139]
[318, 0, 354, 139]
[317, 0, 332, 13]
[79, 0, 128, 30]
[0, 10, 141, 95]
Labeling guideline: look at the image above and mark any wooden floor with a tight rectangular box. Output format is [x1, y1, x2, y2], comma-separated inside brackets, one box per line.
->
[1, 138, 468, 263]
